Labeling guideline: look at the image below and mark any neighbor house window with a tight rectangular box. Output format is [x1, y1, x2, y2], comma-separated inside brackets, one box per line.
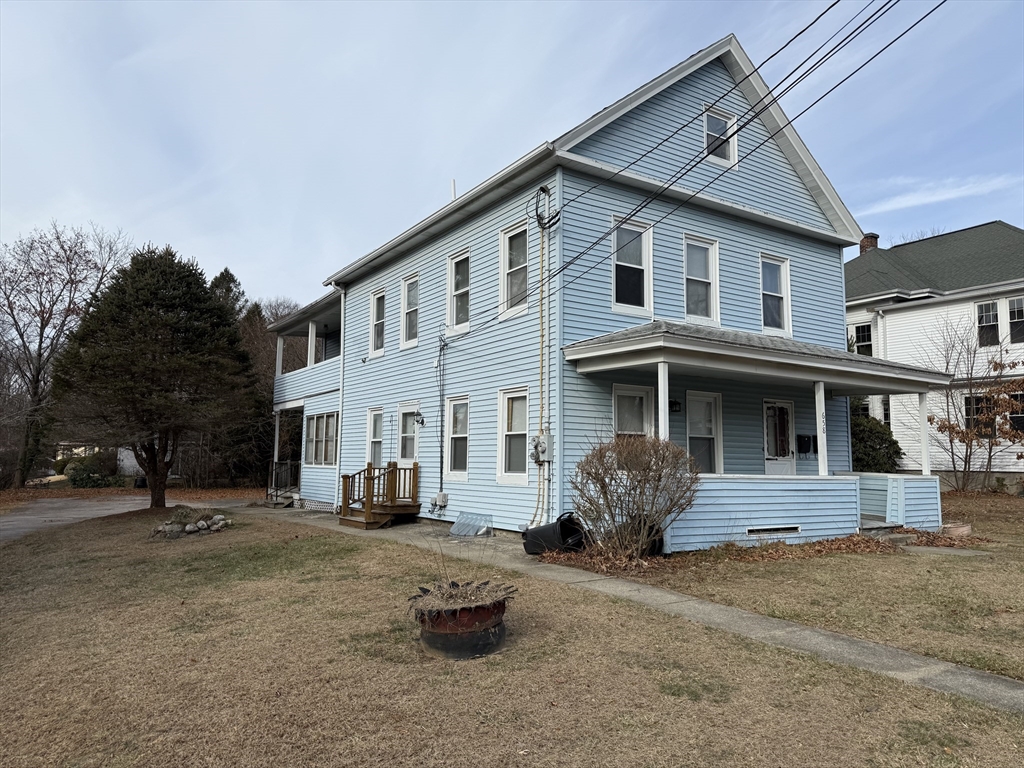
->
[448, 252, 470, 333]
[1010, 297, 1024, 345]
[850, 398, 870, 419]
[370, 290, 385, 355]
[854, 324, 872, 356]
[1009, 393, 1024, 432]
[760, 255, 790, 333]
[401, 275, 418, 349]
[367, 409, 383, 466]
[398, 404, 419, 466]
[446, 396, 469, 478]
[684, 235, 717, 323]
[500, 225, 528, 317]
[965, 396, 995, 438]
[882, 395, 891, 428]
[977, 302, 999, 347]
[304, 413, 337, 466]
[705, 107, 736, 165]
[612, 221, 651, 313]
[498, 388, 528, 482]
[613, 384, 653, 437]
[686, 392, 722, 473]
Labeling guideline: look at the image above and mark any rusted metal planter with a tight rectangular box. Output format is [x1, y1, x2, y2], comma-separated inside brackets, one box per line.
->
[414, 599, 509, 660]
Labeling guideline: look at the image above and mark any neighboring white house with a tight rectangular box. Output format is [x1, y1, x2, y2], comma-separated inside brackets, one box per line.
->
[845, 222, 1024, 484]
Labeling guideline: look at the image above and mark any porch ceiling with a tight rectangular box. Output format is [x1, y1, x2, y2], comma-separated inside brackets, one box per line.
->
[268, 289, 342, 336]
[562, 321, 951, 396]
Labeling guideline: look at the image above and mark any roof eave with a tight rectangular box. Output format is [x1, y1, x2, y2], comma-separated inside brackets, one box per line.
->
[268, 289, 341, 334]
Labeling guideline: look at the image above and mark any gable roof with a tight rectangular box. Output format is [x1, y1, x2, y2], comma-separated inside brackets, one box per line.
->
[323, 34, 860, 287]
[845, 221, 1024, 302]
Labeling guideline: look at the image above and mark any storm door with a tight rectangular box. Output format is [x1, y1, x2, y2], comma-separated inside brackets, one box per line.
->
[763, 400, 795, 475]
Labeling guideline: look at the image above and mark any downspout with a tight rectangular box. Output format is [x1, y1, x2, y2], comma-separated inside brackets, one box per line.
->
[333, 285, 347, 512]
[554, 166, 565, 526]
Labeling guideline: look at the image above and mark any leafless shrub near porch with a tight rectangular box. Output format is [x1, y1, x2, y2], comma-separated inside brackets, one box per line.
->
[570, 435, 700, 561]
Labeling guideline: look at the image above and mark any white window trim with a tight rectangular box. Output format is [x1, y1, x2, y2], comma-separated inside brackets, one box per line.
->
[976, 299, 1000, 347]
[496, 387, 529, 485]
[759, 253, 792, 337]
[400, 274, 418, 350]
[368, 288, 386, 358]
[610, 218, 654, 318]
[612, 384, 655, 437]
[397, 401, 420, 468]
[446, 250, 471, 336]
[1008, 295, 1024, 347]
[499, 222, 529, 321]
[704, 104, 738, 169]
[366, 408, 383, 467]
[685, 391, 724, 474]
[445, 395, 469, 482]
[304, 412, 338, 467]
[683, 233, 719, 326]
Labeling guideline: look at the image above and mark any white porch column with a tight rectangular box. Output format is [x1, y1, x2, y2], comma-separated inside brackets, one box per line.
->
[307, 321, 317, 367]
[275, 336, 284, 377]
[272, 410, 281, 464]
[919, 392, 931, 475]
[658, 361, 670, 441]
[814, 381, 828, 476]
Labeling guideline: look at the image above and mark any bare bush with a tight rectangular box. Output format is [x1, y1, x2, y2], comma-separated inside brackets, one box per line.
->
[570, 435, 700, 560]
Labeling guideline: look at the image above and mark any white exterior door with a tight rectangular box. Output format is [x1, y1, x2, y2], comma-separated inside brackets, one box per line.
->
[764, 400, 795, 475]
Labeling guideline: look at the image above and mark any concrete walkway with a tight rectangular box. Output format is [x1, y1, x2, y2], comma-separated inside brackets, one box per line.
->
[0, 496, 254, 543]
[245, 508, 1024, 715]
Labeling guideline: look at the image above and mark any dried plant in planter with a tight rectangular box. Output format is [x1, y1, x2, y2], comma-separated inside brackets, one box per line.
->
[409, 580, 517, 660]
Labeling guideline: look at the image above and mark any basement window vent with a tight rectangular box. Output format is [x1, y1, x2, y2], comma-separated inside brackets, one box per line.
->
[747, 525, 800, 536]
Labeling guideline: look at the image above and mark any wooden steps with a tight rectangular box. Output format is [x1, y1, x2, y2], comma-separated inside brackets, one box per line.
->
[339, 462, 420, 530]
[337, 501, 421, 530]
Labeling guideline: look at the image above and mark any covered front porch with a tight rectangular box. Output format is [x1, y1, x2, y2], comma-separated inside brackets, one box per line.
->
[562, 321, 952, 550]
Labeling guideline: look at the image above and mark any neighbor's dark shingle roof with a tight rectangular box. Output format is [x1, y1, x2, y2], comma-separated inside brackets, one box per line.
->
[845, 221, 1024, 301]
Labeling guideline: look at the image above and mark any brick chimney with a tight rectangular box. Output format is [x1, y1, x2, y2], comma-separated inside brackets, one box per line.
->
[860, 232, 879, 254]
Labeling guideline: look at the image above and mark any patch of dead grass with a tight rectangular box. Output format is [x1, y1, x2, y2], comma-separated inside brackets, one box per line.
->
[1, 509, 1021, 767]
[0, 486, 265, 516]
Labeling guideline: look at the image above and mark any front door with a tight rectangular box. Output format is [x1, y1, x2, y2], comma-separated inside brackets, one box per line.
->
[764, 400, 795, 475]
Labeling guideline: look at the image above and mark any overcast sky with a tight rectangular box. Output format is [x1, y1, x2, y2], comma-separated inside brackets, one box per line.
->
[2, 0, 1022, 306]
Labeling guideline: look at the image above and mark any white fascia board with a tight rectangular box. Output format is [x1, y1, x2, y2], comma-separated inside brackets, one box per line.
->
[558, 151, 855, 246]
[854, 280, 1024, 314]
[323, 144, 556, 286]
[273, 398, 305, 412]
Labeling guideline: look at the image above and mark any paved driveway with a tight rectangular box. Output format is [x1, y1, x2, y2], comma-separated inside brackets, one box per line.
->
[0, 496, 254, 543]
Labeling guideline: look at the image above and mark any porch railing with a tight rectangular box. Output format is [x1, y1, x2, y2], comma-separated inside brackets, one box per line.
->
[340, 461, 418, 516]
[267, 460, 301, 503]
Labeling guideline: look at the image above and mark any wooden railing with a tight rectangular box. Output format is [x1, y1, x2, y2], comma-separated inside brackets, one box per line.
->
[340, 461, 418, 517]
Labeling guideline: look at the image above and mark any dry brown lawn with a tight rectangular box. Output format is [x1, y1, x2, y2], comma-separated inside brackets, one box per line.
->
[628, 492, 1024, 681]
[2, 509, 1022, 767]
[0, 485, 265, 515]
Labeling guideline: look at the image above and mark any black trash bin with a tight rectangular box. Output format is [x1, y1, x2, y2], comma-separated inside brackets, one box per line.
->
[133, 476, 147, 489]
[523, 513, 588, 555]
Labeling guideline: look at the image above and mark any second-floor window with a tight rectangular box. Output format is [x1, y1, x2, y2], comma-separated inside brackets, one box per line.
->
[370, 290, 385, 355]
[401, 275, 418, 349]
[684, 235, 717, 323]
[305, 413, 337, 466]
[448, 252, 470, 333]
[613, 222, 651, 313]
[761, 255, 789, 334]
[501, 226, 528, 317]
[1010, 297, 1024, 344]
[977, 302, 999, 347]
[854, 324, 872, 356]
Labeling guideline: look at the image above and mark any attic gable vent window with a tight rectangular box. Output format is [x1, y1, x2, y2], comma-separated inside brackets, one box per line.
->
[977, 302, 999, 347]
[704, 107, 736, 165]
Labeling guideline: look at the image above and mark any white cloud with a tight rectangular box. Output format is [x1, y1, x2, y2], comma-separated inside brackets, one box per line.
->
[855, 175, 1022, 217]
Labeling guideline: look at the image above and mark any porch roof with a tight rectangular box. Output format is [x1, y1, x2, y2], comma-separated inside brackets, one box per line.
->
[562, 320, 951, 396]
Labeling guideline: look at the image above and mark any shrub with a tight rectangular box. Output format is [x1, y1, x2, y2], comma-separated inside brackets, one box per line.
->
[570, 435, 700, 560]
[66, 449, 124, 488]
[851, 414, 904, 473]
[53, 456, 70, 476]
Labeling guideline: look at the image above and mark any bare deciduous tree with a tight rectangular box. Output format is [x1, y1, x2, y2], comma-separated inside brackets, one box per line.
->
[0, 222, 131, 486]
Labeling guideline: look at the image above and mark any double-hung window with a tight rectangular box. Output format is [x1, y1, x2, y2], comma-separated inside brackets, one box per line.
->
[760, 255, 790, 334]
[686, 392, 722, 473]
[1009, 393, 1024, 432]
[446, 396, 469, 478]
[1009, 297, 1024, 345]
[854, 324, 872, 356]
[369, 290, 385, 356]
[500, 226, 528, 318]
[448, 252, 470, 333]
[401, 275, 418, 349]
[612, 221, 651, 314]
[977, 302, 999, 347]
[498, 388, 528, 483]
[705, 107, 736, 166]
[684, 235, 717, 323]
[367, 409, 383, 467]
[965, 396, 996, 438]
[304, 413, 337, 466]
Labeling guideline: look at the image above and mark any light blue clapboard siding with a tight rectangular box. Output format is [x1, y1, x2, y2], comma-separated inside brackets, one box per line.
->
[903, 476, 942, 531]
[559, 170, 847, 350]
[274, 358, 340, 404]
[665, 476, 860, 552]
[336, 174, 560, 532]
[297, 391, 342, 504]
[825, 397, 851, 472]
[857, 475, 890, 518]
[571, 58, 834, 232]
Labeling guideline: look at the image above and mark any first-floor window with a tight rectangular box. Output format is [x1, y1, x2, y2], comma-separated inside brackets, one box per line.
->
[850, 398, 870, 419]
[398, 405, 419, 465]
[965, 396, 996, 438]
[1009, 392, 1024, 432]
[305, 413, 338, 466]
[499, 389, 528, 480]
[613, 385, 652, 437]
[447, 397, 469, 476]
[687, 392, 721, 473]
[367, 409, 383, 466]
[882, 395, 891, 428]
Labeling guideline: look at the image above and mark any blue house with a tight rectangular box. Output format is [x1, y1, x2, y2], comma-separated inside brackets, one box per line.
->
[269, 35, 950, 550]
